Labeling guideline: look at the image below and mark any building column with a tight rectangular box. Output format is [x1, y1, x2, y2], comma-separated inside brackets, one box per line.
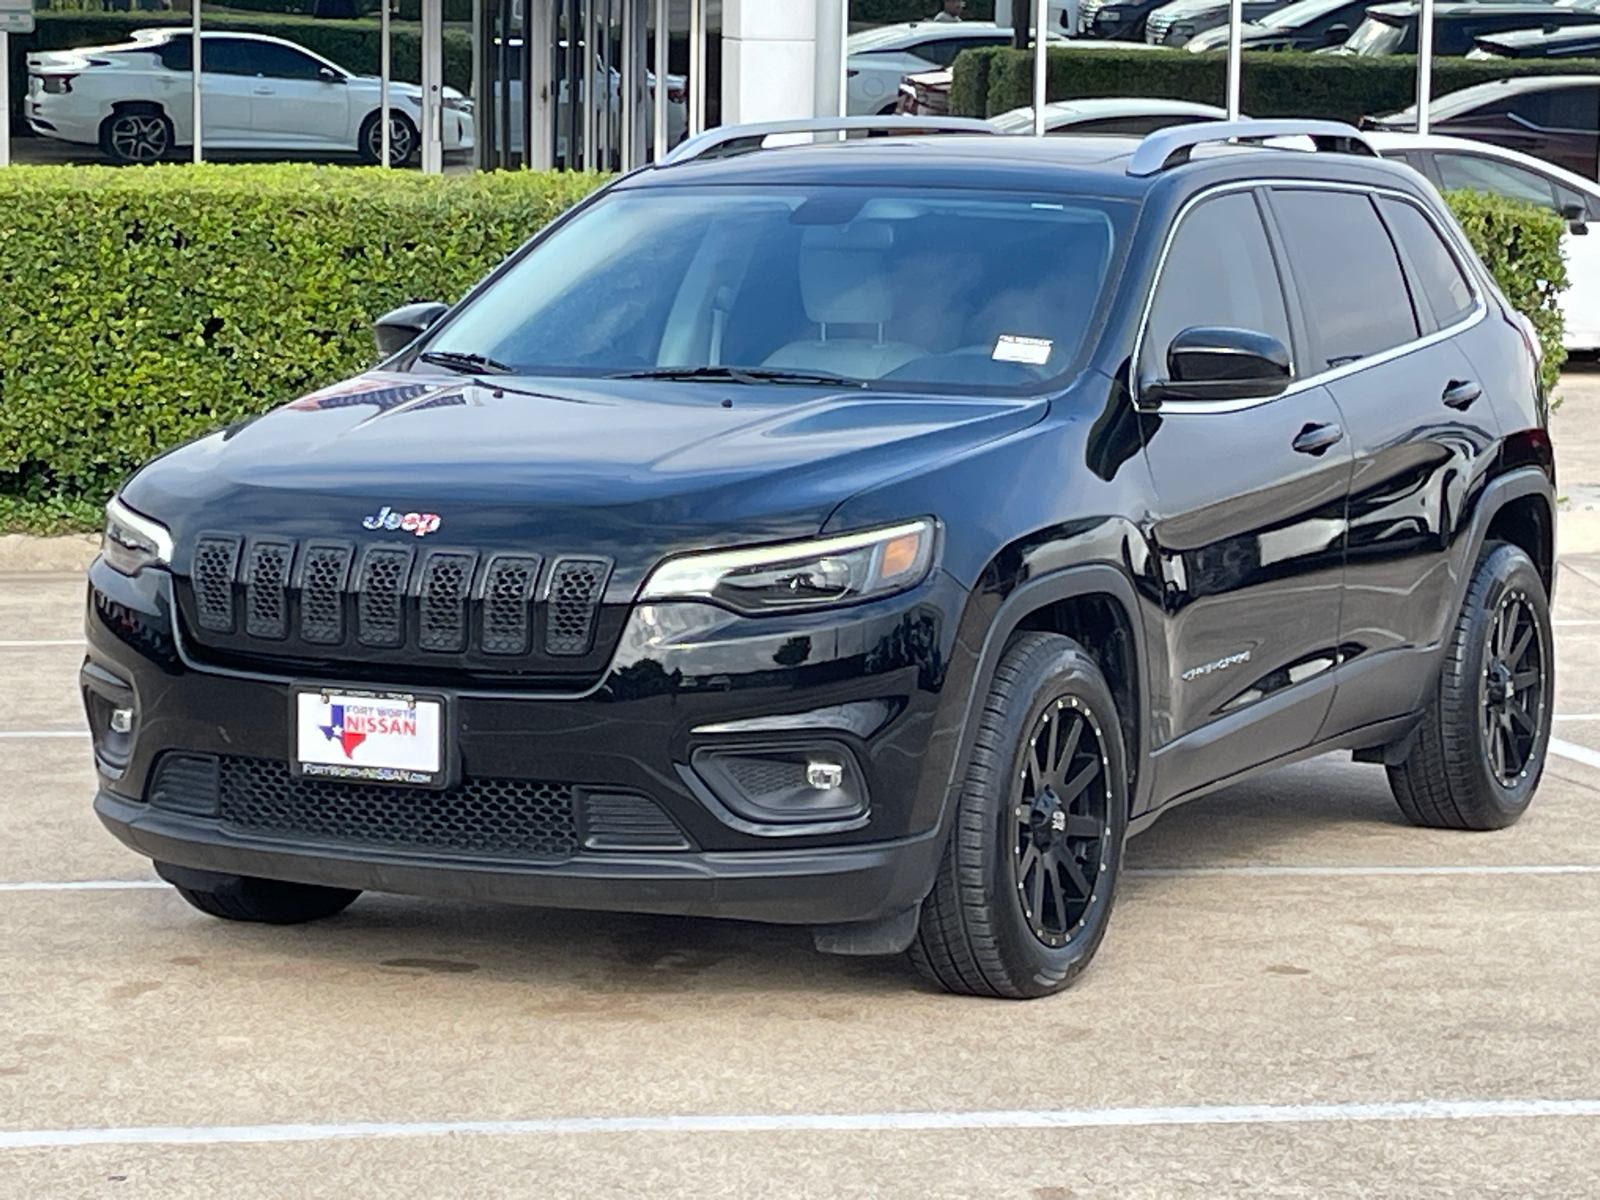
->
[721, 0, 817, 125]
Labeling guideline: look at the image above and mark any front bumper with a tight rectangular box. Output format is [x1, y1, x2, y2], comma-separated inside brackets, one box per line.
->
[85, 557, 966, 927]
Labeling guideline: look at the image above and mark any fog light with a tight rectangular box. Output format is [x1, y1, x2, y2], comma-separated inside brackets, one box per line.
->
[691, 741, 867, 827]
[109, 707, 134, 734]
[806, 761, 844, 790]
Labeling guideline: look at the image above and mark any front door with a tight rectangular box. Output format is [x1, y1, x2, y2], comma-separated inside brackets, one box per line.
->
[238, 40, 353, 147]
[1136, 188, 1351, 805]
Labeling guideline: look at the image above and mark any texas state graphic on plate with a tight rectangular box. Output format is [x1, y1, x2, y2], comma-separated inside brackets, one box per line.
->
[295, 691, 443, 784]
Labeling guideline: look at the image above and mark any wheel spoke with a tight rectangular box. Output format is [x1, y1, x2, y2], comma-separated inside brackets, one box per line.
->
[1512, 669, 1541, 690]
[1027, 742, 1045, 792]
[1056, 713, 1083, 779]
[1507, 701, 1536, 734]
[1059, 759, 1102, 805]
[1044, 707, 1060, 777]
[1017, 842, 1040, 885]
[1028, 861, 1045, 920]
[1060, 852, 1092, 898]
[1509, 622, 1534, 668]
[1065, 814, 1100, 839]
[1045, 869, 1067, 928]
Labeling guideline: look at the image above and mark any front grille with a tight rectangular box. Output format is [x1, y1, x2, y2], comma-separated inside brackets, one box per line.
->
[1145, 13, 1172, 41]
[245, 539, 293, 640]
[193, 535, 242, 632]
[216, 755, 578, 861]
[178, 532, 615, 676]
[546, 557, 612, 656]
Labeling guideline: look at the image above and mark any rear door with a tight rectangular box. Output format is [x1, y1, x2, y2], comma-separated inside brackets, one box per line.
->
[1266, 185, 1498, 735]
[1136, 188, 1351, 805]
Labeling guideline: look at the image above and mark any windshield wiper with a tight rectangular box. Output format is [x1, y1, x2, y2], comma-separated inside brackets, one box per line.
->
[609, 365, 867, 388]
[418, 350, 514, 376]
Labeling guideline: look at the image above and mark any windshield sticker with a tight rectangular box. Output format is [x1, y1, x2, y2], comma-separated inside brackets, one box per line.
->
[993, 335, 1053, 365]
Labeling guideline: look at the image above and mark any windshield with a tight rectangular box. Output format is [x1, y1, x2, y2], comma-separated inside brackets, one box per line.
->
[418, 185, 1130, 394]
[1345, 14, 1406, 53]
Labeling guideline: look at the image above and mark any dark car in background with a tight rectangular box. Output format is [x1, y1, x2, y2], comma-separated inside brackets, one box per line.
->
[1364, 73, 1600, 177]
[1144, 0, 1291, 46]
[1184, 0, 1374, 50]
[1340, 0, 1600, 55]
[1078, 0, 1174, 40]
[1470, 20, 1600, 55]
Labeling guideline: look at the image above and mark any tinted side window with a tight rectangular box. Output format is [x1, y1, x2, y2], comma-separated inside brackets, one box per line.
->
[1140, 191, 1292, 385]
[1433, 152, 1558, 210]
[1377, 198, 1476, 330]
[201, 39, 260, 77]
[1071, 114, 1216, 136]
[1509, 84, 1600, 132]
[1271, 188, 1418, 368]
[250, 43, 330, 80]
[159, 38, 191, 71]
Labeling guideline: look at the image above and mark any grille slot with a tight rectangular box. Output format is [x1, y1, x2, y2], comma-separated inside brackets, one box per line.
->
[299, 542, 353, 645]
[581, 791, 692, 851]
[481, 554, 542, 656]
[244, 539, 294, 640]
[418, 551, 477, 653]
[217, 756, 578, 860]
[356, 546, 413, 648]
[148, 753, 220, 816]
[545, 557, 612, 656]
[192, 535, 242, 633]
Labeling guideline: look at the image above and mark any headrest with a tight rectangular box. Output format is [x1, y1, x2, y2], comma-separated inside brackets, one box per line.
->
[798, 223, 895, 326]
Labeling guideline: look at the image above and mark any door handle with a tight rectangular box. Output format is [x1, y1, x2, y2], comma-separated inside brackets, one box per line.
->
[1442, 379, 1482, 410]
[1292, 422, 1344, 456]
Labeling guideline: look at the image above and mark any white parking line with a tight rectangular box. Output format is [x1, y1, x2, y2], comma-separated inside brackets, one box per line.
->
[0, 639, 84, 647]
[0, 730, 88, 739]
[1126, 864, 1600, 878]
[1550, 737, 1600, 770]
[2, 1097, 1597, 1149]
[1553, 715, 1600, 720]
[0, 880, 164, 892]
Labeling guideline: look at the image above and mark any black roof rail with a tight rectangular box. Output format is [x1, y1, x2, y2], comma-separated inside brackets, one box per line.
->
[658, 117, 999, 167]
[1126, 119, 1379, 177]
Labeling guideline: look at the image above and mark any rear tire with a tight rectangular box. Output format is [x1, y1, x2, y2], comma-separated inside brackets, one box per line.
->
[156, 862, 360, 925]
[359, 110, 419, 166]
[1387, 541, 1552, 830]
[909, 632, 1128, 999]
[99, 107, 173, 165]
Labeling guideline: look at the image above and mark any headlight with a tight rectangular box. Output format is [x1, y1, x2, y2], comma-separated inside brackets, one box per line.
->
[103, 497, 173, 576]
[640, 519, 937, 616]
[443, 95, 473, 113]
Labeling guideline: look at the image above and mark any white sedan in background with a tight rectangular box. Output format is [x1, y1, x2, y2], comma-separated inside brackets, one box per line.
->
[989, 96, 1231, 134]
[847, 21, 1071, 116]
[1367, 131, 1600, 350]
[27, 29, 473, 165]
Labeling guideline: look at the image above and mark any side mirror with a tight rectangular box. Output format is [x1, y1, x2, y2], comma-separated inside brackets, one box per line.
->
[1562, 201, 1589, 235]
[373, 301, 448, 356]
[1324, 23, 1349, 44]
[1141, 326, 1292, 406]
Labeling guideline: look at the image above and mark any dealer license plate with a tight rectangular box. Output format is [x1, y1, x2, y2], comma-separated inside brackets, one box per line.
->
[293, 689, 444, 787]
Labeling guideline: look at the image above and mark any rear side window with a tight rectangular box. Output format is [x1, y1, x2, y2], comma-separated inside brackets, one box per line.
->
[1140, 191, 1293, 385]
[1377, 198, 1476, 330]
[1433, 152, 1557, 210]
[1270, 188, 1418, 369]
[1507, 84, 1600, 132]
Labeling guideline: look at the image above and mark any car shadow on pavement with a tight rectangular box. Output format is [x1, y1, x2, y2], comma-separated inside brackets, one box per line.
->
[150, 756, 1412, 998]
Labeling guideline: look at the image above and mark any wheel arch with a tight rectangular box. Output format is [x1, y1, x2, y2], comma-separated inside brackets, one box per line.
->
[945, 564, 1151, 824]
[1464, 464, 1556, 598]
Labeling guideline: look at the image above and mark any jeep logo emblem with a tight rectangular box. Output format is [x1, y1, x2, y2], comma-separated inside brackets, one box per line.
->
[361, 506, 441, 537]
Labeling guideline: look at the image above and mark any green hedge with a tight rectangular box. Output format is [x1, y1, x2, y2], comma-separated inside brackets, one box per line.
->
[0, 165, 604, 530]
[9, 11, 475, 116]
[1447, 190, 1568, 391]
[954, 45, 1600, 123]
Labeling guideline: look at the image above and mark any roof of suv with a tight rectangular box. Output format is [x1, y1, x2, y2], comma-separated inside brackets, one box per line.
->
[625, 126, 1422, 201]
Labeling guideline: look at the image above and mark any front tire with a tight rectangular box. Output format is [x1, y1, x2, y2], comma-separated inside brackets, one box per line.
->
[360, 109, 419, 166]
[910, 632, 1128, 999]
[156, 862, 360, 925]
[99, 107, 173, 164]
[1387, 541, 1552, 830]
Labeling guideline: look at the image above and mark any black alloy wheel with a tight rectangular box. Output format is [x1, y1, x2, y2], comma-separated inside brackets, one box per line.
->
[1388, 541, 1552, 830]
[101, 111, 172, 164]
[1481, 586, 1546, 788]
[910, 631, 1128, 999]
[1012, 696, 1111, 949]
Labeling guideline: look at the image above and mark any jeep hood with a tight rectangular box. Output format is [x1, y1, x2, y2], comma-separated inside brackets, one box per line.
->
[124, 372, 1048, 580]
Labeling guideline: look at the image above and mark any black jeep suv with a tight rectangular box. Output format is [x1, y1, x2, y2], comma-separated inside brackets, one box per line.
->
[87, 118, 1556, 998]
